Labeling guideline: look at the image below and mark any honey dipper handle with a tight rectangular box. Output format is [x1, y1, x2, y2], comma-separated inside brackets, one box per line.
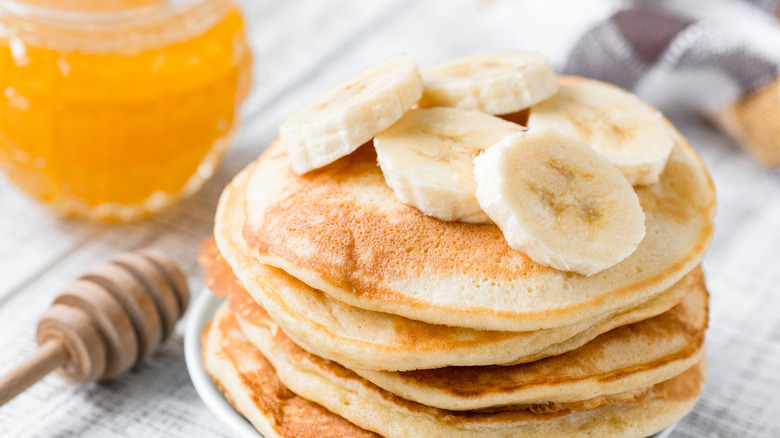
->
[0, 341, 69, 407]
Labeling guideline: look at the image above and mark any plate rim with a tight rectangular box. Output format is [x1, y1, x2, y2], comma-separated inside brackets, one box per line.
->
[184, 288, 677, 438]
[184, 290, 262, 438]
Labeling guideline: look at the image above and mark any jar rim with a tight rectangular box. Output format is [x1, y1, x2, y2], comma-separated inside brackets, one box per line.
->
[0, 0, 234, 53]
[0, 0, 213, 28]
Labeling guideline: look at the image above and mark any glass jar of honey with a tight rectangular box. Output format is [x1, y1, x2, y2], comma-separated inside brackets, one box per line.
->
[0, 0, 252, 221]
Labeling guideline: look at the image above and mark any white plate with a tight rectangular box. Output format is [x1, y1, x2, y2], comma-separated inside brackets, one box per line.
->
[184, 289, 677, 438]
[185, 290, 261, 438]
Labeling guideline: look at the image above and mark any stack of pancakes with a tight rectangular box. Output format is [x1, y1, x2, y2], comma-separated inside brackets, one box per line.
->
[200, 120, 715, 437]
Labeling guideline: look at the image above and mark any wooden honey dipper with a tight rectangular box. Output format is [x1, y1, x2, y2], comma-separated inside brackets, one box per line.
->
[0, 249, 190, 406]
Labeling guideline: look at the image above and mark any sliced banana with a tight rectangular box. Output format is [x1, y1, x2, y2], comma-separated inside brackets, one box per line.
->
[418, 51, 558, 115]
[473, 129, 646, 276]
[528, 76, 673, 185]
[280, 55, 424, 174]
[374, 107, 523, 223]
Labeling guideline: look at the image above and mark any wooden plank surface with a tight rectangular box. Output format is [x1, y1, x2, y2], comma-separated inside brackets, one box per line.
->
[1, 0, 780, 436]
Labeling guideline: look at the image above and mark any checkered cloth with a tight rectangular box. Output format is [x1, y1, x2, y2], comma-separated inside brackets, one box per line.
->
[563, 0, 780, 169]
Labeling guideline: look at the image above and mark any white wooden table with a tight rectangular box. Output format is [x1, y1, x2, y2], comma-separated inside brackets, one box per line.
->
[1, 0, 779, 436]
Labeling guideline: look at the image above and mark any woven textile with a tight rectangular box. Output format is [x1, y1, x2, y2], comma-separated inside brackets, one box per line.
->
[564, 0, 780, 169]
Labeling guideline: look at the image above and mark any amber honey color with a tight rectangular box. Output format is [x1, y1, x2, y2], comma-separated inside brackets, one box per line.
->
[0, 0, 252, 220]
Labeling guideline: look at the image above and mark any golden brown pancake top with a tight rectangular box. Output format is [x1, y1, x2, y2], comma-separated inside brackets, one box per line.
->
[233, 121, 715, 331]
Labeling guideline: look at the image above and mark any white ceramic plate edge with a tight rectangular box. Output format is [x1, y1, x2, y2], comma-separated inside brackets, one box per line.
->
[184, 288, 677, 438]
[184, 290, 262, 438]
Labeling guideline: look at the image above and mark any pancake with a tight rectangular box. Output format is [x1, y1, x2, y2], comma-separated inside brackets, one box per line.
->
[205, 304, 706, 438]
[228, 272, 707, 410]
[202, 236, 700, 371]
[202, 310, 379, 438]
[221, 117, 715, 332]
[351, 279, 707, 410]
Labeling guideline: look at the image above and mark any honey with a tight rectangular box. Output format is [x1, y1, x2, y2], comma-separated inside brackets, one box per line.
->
[0, 0, 252, 220]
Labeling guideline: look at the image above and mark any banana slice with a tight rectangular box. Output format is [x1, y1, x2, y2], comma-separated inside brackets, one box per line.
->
[280, 55, 424, 174]
[374, 107, 523, 223]
[473, 129, 646, 276]
[528, 77, 673, 185]
[418, 51, 558, 115]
